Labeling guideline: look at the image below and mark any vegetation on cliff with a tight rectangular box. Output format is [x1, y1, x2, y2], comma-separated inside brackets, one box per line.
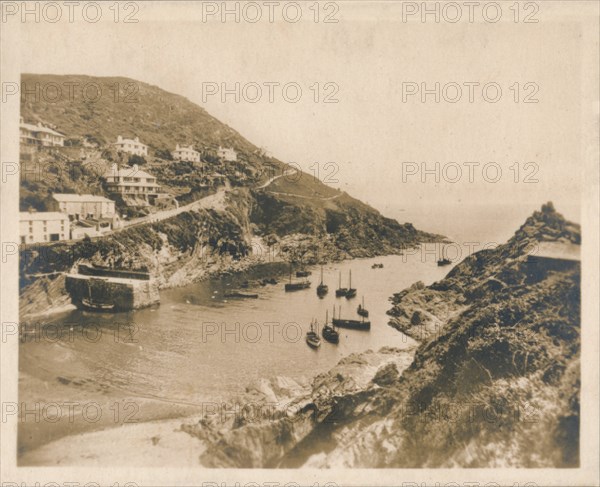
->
[20, 74, 445, 311]
[184, 203, 581, 468]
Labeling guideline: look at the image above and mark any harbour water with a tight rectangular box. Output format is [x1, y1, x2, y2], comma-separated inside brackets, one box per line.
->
[18, 251, 452, 459]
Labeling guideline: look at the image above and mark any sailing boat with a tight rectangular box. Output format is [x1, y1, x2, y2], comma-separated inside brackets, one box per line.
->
[333, 304, 370, 330]
[306, 319, 321, 348]
[345, 270, 357, 299]
[357, 296, 369, 317]
[322, 309, 339, 344]
[335, 271, 348, 297]
[81, 278, 115, 312]
[285, 263, 311, 291]
[316, 265, 328, 297]
[437, 246, 452, 266]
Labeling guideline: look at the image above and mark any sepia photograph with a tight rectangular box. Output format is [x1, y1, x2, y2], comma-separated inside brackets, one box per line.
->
[0, 1, 598, 486]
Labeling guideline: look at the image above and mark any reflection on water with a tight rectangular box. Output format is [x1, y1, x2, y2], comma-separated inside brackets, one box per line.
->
[19, 252, 452, 454]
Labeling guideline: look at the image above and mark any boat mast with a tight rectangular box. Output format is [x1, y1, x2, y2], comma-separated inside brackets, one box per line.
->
[320, 265, 324, 285]
[349, 270, 352, 289]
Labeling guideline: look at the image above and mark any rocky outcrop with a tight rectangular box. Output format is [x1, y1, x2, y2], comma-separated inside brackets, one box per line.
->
[180, 347, 416, 468]
[180, 203, 580, 468]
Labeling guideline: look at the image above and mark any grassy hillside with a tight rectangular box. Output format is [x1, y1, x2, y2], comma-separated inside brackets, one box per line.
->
[20, 73, 444, 262]
[21, 74, 263, 156]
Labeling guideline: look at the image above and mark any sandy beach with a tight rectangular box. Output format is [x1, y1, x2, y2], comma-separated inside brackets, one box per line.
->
[19, 418, 205, 467]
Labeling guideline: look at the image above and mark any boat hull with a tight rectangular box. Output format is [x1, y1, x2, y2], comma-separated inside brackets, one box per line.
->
[285, 282, 311, 292]
[332, 318, 371, 331]
[322, 326, 339, 343]
[224, 292, 259, 299]
[81, 298, 115, 313]
[306, 331, 321, 348]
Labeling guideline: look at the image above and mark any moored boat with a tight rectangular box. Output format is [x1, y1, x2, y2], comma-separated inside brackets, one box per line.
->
[322, 309, 339, 344]
[437, 258, 451, 266]
[345, 270, 357, 299]
[357, 297, 369, 317]
[285, 264, 311, 292]
[224, 291, 259, 299]
[81, 297, 115, 312]
[332, 305, 370, 331]
[316, 265, 328, 297]
[285, 281, 311, 291]
[306, 319, 321, 348]
[335, 271, 348, 297]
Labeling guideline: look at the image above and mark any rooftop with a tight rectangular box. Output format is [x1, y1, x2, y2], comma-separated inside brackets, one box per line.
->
[20, 121, 65, 137]
[104, 164, 156, 180]
[115, 136, 146, 146]
[532, 241, 581, 262]
[20, 211, 68, 221]
[53, 193, 114, 203]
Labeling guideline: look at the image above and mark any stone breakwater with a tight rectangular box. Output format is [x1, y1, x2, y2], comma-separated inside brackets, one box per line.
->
[65, 274, 160, 311]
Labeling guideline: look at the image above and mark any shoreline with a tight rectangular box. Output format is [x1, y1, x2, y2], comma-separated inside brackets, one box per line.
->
[18, 246, 442, 465]
[19, 344, 419, 467]
[19, 242, 418, 324]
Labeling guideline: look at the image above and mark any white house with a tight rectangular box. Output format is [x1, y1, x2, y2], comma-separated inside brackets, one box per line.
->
[114, 135, 148, 157]
[20, 118, 65, 147]
[53, 194, 116, 221]
[20, 211, 70, 244]
[172, 144, 200, 163]
[103, 164, 160, 204]
[217, 146, 237, 162]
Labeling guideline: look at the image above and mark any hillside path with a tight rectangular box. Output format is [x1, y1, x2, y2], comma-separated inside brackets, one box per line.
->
[255, 169, 297, 189]
[121, 187, 227, 229]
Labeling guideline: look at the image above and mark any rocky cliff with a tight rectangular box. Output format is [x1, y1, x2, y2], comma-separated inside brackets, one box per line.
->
[180, 203, 580, 468]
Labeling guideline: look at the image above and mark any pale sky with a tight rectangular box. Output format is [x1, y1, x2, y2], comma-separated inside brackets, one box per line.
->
[16, 1, 596, 240]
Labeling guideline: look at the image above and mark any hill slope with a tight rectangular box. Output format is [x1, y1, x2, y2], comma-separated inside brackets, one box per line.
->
[20, 73, 444, 266]
[21, 74, 260, 153]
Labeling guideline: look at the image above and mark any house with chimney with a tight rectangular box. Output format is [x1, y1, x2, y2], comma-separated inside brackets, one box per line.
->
[19, 211, 70, 244]
[103, 164, 161, 205]
[20, 118, 65, 147]
[53, 194, 116, 221]
[172, 144, 200, 163]
[52, 194, 120, 240]
[113, 135, 148, 157]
